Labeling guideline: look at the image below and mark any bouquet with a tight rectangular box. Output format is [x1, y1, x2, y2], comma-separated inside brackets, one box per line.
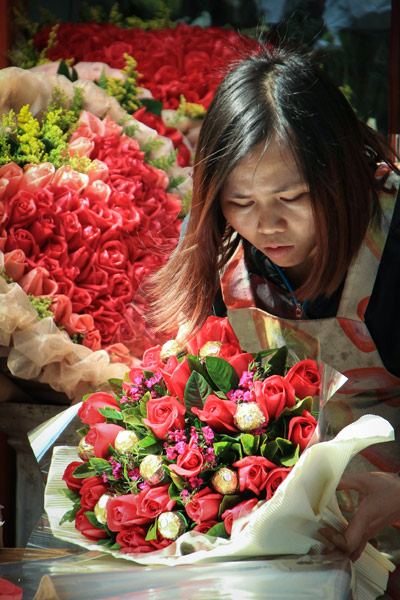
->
[58, 316, 321, 553]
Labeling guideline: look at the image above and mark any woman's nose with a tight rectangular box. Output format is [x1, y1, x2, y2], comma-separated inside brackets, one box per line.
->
[257, 208, 286, 234]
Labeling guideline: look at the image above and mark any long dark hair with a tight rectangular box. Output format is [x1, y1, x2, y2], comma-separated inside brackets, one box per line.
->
[151, 44, 397, 336]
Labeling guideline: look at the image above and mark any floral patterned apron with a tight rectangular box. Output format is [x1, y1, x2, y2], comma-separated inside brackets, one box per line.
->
[219, 182, 400, 561]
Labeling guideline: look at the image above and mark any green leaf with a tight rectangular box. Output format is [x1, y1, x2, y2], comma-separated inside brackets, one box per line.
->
[206, 522, 229, 539]
[139, 434, 159, 448]
[72, 463, 95, 478]
[108, 378, 123, 394]
[186, 356, 215, 388]
[140, 442, 163, 455]
[183, 370, 214, 412]
[168, 470, 185, 490]
[71, 67, 78, 82]
[140, 98, 163, 116]
[123, 414, 144, 427]
[205, 356, 239, 393]
[58, 488, 80, 502]
[140, 391, 152, 417]
[168, 482, 182, 502]
[110, 542, 122, 550]
[143, 370, 154, 379]
[263, 346, 288, 378]
[98, 407, 124, 421]
[59, 504, 80, 526]
[77, 426, 89, 438]
[98, 67, 107, 89]
[57, 59, 72, 80]
[213, 441, 242, 463]
[145, 520, 158, 541]
[85, 511, 106, 529]
[89, 457, 110, 472]
[218, 494, 242, 518]
[281, 444, 300, 467]
[240, 433, 258, 456]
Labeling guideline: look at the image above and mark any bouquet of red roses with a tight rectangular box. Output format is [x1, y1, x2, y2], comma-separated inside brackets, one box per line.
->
[58, 316, 320, 554]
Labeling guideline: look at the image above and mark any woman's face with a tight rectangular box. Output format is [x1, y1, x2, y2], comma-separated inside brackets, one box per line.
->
[220, 138, 316, 286]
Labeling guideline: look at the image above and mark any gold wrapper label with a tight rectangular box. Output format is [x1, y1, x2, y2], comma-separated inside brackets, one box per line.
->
[139, 454, 166, 485]
[78, 437, 95, 461]
[199, 340, 222, 360]
[94, 494, 111, 525]
[234, 402, 265, 432]
[160, 339, 187, 363]
[211, 467, 238, 494]
[115, 430, 140, 454]
[158, 512, 185, 540]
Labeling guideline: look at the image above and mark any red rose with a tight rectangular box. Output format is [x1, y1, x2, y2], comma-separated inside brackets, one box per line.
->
[192, 520, 219, 534]
[79, 476, 108, 511]
[227, 353, 254, 378]
[116, 525, 172, 553]
[232, 456, 276, 496]
[221, 498, 259, 534]
[287, 410, 317, 452]
[169, 437, 205, 477]
[18, 267, 58, 296]
[187, 316, 241, 355]
[168, 357, 192, 402]
[70, 286, 92, 313]
[62, 461, 85, 492]
[0, 578, 22, 600]
[191, 395, 238, 434]
[5, 227, 39, 258]
[186, 486, 222, 524]
[107, 485, 175, 530]
[0, 162, 23, 198]
[252, 376, 296, 422]
[3, 249, 26, 281]
[143, 395, 186, 440]
[75, 508, 108, 541]
[85, 423, 125, 459]
[28, 208, 57, 247]
[49, 294, 73, 326]
[82, 329, 102, 352]
[285, 360, 320, 398]
[5, 190, 37, 228]
[264, 467, 293, 501]
[78, 392, 121, 427]
[97, 239, 128, 274]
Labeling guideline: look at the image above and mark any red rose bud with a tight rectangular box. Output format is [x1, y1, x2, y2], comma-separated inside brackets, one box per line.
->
[85, 423, 125, 459]
[75, 508, 108, 542]
[221, 498, 259, 535]
[252, 375, 296, 422]
[232, 456, 276, 496]
[143, 395, 186, 439]
[191, 395, 239, 434]
[287, 410, 317, 452]
[285, 359, 320, 398]
[264, 467, 293, 501]
[78, 391, 121, 427]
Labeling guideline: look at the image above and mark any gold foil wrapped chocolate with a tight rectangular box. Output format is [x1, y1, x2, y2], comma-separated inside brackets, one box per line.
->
[139, 454, 166, 485]
[94, 493, 112, 525]
[211, 467, 238, 495]
[114, 430, 140, 454]
[78, 436, 95, 461]
[234, 402, 265, 432]
[199, 340, 222, 360]
[157, 511, 185, 540]
[160, 339, 187, 363]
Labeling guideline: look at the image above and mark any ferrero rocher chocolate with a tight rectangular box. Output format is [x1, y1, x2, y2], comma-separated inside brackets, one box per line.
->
[211, 467, 238, 495]
[234, 402, 265, 432]
[157, 511, 185, 540]
[160, 339, 187, 363]
[139, 454, 166, 485]
[199, 340, 222, 360]
[94, 494, 111, 525]
[114, 430, 140, 454]
[78, 436, 95, 461]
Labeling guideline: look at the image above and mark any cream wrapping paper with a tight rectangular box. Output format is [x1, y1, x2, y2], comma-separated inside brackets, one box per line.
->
[45, 414, 395, 599]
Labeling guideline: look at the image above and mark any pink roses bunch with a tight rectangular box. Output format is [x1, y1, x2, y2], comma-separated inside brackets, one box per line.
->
[60, 316, 320, 555]
[34, 23, 261, 110]
[0, 110, 181, 359]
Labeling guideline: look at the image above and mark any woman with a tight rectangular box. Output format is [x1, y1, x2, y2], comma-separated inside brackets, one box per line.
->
[152, 44, 400, 567]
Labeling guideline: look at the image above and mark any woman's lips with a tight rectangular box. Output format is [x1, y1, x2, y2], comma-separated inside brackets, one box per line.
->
[263, 245, 294, 260]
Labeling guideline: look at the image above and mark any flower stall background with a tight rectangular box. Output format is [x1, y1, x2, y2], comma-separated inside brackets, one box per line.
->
[0, 0, 394, 558]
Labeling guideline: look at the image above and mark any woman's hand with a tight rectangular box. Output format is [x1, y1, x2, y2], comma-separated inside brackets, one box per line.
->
[319, 471, 400, 562]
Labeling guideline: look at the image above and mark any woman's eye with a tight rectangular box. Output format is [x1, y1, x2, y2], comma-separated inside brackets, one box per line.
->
[279, 192, 308, 203]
